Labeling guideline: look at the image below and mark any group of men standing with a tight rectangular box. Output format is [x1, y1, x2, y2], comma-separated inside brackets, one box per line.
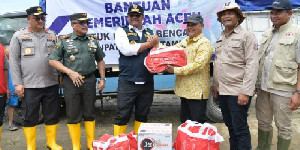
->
[0, 0, 300, 149]
[212, 0, 300, 149]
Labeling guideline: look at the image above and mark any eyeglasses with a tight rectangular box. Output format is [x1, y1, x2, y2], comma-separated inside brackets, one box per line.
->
[129, 14, 142, 18]
[33, 16, 46, 21]
[73, 21, 88, 26]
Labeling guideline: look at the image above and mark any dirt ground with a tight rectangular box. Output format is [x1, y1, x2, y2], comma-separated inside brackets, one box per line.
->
[1, 93, 300, 150]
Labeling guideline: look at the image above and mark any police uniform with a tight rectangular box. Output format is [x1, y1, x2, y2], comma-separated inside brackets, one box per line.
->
[49, 13, 105, 150]
[213, 3, 259, 150]
[113, 4, 155, 136]
[9, 6, 62, 150]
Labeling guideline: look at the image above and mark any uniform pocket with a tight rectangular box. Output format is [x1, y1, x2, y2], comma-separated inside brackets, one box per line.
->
[227, 41, 244, 63]
[273, 60, 298, 85]
[21, 42, 35, 56]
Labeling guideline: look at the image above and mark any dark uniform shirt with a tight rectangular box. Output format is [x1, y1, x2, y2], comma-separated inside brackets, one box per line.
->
[49, 32, 105, 75]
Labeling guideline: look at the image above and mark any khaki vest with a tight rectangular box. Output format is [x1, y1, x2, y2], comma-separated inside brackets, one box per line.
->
[258, 21, 300, 92]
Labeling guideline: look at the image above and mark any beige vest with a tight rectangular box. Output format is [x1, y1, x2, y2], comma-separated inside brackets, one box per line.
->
[258, 21, 300, 92]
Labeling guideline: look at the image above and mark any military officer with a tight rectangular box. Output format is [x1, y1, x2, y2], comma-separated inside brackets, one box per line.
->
[9, 6, 62, 150]
[49, 13, 105, 150]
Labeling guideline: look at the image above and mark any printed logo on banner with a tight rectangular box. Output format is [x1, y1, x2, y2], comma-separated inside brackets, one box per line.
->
[46, 0, 227, 64]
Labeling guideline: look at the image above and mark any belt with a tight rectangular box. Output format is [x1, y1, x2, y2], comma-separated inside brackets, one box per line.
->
[81, 73, 94, 79]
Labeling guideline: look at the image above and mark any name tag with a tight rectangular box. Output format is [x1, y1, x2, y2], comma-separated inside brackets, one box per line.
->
[135, 82, 145, 84]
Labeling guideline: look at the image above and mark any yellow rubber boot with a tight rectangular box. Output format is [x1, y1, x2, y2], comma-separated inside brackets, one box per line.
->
[67, 123, 81, 150]
[134, 121, 144, 135]
[0, 126, 2, 150]
[45, 124, 63, 150]
[23, 126, 37, 150]
[84, 121, 95, 150]
[113, 124, 127, 136]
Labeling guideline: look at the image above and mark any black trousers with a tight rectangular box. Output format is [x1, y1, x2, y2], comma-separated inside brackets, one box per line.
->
[180, 97, 208, 124]
[114, 79, 154, 125]
[23, 85, 60, 127]
[63, 74, 96, 124]
[219, 95, 252, 150]
[0, 94, 7, 126]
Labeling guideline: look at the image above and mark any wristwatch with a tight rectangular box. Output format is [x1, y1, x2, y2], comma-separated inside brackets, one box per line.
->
[100, 78, 106, 81]
[293, 90, 300, 94]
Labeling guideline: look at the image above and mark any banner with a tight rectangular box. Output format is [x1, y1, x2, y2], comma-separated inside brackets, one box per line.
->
[45, 0, 228, 64]
[236, 0, 300, 11]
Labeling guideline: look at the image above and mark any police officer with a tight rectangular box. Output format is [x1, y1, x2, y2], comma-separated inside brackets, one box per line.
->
[114, 4, 159, 136]
[9, 6, 62, 150]
[49, 13, 105, 150]
[212, 2, 259, 150]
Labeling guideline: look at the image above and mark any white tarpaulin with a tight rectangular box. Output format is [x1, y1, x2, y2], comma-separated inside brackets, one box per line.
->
[45, 0, 228, 64]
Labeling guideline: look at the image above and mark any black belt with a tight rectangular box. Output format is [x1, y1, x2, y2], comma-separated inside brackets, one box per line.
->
[81, 73, 94, 79]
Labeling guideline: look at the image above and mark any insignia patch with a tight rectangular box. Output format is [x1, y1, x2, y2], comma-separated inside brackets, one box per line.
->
[231, 39, 242, 41]
[48, 36, 54, 40]
[70, 55, 75, 61]
[286, 32, 294, 37]
[23, 35, 30, 39]
[22, 39, 32, 42]
[130, 40, 136, 45]
[24, 48, 32, 55]
[127, 33, 137, 36]
[144, 34, 150, 38]
[254, 43, 258, 50]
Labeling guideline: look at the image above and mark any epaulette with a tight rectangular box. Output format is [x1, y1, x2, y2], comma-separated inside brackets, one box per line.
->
[45, 28, 55, 34]
[88, 34, 98, 40]
[60, 34, 70, 39]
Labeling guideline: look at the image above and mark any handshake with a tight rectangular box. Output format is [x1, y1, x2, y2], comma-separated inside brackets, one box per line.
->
[147, 35, 159, 48]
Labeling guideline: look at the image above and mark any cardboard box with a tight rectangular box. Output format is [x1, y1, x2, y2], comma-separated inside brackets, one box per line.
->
[138, 123, 172, 150]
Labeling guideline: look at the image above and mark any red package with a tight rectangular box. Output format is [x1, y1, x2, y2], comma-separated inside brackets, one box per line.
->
[93, 132, 137, 150]
[144, 47, 187, 73]
[173, 120, 224, 150]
